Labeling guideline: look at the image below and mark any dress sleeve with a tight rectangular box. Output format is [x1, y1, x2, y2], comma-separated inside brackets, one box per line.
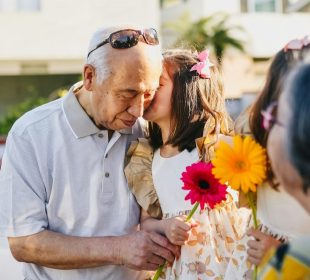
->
[125, 138, 163, 219]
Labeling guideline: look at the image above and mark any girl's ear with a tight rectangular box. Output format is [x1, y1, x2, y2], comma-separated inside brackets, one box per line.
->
[83, 64, 96, 91]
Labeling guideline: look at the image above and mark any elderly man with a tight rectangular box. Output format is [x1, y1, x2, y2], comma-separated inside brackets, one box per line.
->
[0, 26, 179, 279]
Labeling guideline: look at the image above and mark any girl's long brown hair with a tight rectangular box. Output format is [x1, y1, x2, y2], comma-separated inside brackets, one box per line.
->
[148, 49, 233, 153]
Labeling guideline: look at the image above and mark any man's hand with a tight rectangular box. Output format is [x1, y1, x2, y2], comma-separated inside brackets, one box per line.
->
[247, 228, 281, 266]
[118, 230, 180, 271]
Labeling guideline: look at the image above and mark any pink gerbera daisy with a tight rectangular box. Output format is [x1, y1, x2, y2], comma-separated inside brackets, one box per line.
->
[181, 161, 227, 209]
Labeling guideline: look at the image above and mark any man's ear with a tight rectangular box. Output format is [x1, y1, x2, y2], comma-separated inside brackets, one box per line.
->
[83, 64, 96, 91]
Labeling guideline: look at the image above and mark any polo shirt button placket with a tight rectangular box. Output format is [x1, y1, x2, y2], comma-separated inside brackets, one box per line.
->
[105, 172, 110, 178]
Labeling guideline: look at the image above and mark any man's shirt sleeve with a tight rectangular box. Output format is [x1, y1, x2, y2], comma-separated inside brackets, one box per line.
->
[0, 131, 48, 237]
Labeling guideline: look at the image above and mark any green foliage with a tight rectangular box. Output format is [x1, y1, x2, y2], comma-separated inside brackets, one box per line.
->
[165, 13, 246, 64]
[0, 88, 67, 135]
[0, 97, 48, 135]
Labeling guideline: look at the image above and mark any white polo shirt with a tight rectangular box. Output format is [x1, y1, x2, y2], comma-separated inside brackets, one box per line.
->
[0, 83, 146, 280]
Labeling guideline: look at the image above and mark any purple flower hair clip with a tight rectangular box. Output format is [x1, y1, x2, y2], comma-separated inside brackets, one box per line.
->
[190, 49, 214, 79]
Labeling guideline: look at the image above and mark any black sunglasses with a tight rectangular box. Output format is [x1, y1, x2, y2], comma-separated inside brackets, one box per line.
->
[87, 28, 159, 58]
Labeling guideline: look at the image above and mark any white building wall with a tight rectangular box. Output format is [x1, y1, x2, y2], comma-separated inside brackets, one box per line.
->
[0, 0, 160, 74]
[203, 0, 240, 15]
[234, 12, 310, 57]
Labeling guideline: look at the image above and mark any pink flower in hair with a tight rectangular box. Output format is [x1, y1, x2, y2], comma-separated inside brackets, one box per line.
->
[284, 36, 310, 52]
[190, 49, 214, 79]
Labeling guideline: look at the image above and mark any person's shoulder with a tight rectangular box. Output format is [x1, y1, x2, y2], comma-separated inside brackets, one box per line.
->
[276, 236, 310, 270]
[280, 237, 310, 277]
[259, 238, 310, 280]
[10, 98, 63, 137]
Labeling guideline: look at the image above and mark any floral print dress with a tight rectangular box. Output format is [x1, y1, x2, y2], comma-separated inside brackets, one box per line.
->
[125, 138, 251, 280]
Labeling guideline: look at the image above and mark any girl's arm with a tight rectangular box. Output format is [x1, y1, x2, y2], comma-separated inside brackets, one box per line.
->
[140, 209, 194, 246]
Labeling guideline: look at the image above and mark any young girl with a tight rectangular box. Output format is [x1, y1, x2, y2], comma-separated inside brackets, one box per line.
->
[235, 37, 310, 268]
[125, 49, 250, 280]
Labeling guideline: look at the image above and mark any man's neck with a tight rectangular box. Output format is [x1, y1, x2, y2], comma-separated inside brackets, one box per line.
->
[75, 86, 93, 119]
[75, 87, 117, 141]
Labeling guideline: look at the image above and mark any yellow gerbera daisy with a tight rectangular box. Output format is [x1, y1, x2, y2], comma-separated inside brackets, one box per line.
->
[212, 135, 267, 193]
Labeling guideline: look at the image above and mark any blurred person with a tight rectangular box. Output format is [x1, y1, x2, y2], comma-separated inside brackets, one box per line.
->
[234, 36, 310, 268]
[259, 63, 310, 279]
[0, 26, 180, 280]
[125, 49, 250, 280]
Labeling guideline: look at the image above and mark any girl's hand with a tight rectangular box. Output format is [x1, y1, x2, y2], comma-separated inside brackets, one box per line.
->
[163, 215, 196, 246]
[247, 228, 282, 265]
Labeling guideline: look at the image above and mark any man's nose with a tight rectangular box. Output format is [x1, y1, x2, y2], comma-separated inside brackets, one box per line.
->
[127, 94, 145, 118]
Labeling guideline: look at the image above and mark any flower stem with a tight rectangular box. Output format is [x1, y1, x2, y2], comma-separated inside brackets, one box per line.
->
[247, 192, 258, 229]
[152, 264, 164, 280]
[152, 202, 200, 280]
[247, 192, 258, 280]
[186, 201, 199, 222]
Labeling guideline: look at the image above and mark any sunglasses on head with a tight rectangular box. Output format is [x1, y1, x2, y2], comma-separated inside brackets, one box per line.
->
[87, 28, 159, 58]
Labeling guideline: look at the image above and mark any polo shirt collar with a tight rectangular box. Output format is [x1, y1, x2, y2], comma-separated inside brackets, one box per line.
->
[62, 82, 133, 138]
